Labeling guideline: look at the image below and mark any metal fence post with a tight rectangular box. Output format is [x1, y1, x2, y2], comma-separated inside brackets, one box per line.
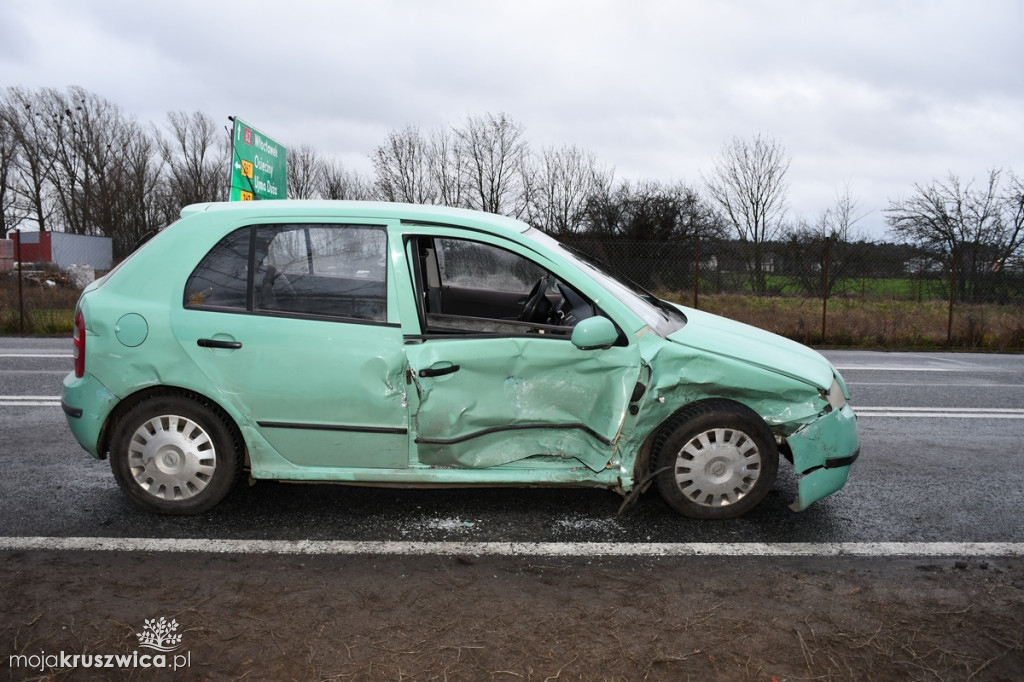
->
[16, 228, 25, 334]
[821, 236, 831, 342]
[693, 233, 700, 309]
[946, 247, 956, 344]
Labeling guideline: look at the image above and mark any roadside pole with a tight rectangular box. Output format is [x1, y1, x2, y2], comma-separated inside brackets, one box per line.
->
[16, 229, 25, 334]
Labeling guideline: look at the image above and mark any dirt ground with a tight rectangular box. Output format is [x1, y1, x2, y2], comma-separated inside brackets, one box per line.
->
[2, 550, 1022, 681]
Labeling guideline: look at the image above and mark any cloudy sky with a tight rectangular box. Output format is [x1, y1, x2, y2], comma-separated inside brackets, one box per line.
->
[2, 0, 1022, 237]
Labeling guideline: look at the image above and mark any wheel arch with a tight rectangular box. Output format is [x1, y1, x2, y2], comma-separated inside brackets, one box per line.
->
[97, 385, 246, 464]
[634, 397, 770, 482]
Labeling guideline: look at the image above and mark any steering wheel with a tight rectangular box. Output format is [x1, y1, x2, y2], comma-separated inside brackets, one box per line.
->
[519, 276, 550, 322]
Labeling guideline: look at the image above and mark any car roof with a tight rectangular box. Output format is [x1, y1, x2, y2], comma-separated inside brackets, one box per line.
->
[180, 200, 532, 237]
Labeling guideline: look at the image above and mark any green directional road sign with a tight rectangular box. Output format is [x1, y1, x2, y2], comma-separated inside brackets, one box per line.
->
[229, 117, 287, 201]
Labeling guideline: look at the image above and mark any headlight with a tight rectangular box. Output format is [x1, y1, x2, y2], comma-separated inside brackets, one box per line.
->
[820, 377, 847, 412]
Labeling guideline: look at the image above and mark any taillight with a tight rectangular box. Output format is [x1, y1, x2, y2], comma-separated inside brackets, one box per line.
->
[73, 308, 85, 378]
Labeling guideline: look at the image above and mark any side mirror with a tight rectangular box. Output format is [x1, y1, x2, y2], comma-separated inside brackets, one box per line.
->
[571, 316, 619, 350]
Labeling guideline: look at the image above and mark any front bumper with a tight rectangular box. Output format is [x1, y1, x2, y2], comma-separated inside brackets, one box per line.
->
[62, 371, 119, 459]
[786, 403, 860, 511]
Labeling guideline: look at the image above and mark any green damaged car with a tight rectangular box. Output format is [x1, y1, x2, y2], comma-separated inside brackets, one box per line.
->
[62, 201, 859, 517]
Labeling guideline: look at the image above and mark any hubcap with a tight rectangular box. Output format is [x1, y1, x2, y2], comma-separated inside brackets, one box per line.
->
[127, 415, 216, 501]
[674, 427, 761, 508]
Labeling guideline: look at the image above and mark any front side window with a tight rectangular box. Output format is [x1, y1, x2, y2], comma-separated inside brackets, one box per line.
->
[436, 239, 545, 292]
[186, 224, 388, 323]
[523, 228, 686, 337]
[413, 236, 596, 336]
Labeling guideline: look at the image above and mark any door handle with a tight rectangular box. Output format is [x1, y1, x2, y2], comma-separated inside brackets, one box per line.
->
[197, 338, 243, 350]
[418, 364, 460, 378]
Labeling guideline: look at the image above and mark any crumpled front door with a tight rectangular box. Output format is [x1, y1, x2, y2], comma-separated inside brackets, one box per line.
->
[405, 335, 641, 472]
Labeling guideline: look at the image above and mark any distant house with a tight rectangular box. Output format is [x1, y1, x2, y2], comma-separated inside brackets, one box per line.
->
[4, 231, 113, 271]
[905, 256, 943, 274]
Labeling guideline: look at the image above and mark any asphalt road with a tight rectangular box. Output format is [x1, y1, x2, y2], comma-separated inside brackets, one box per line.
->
[1, 337, 1022, 547]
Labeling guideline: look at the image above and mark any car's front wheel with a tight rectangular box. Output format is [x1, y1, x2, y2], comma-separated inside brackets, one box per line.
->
[109, 393, 240, 514]
[652, 400, 778, 519]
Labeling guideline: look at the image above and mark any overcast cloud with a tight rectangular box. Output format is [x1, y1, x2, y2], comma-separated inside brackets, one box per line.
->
[2, 0, 1022, 237]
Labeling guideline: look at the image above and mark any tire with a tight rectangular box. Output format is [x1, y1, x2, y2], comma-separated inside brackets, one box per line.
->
[109, 393, 241, 515]
[652, 400, 778, 519]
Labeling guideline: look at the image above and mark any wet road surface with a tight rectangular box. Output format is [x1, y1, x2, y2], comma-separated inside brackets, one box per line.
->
[2, 339, 1022, 547]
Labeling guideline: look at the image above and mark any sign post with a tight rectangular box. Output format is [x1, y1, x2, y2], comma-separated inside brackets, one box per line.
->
[229, 117, 288, 201]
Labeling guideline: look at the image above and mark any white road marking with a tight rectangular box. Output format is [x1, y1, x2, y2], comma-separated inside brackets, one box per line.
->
[834, 365, 973, 372]
[1, 537, 1022, 557]
[0, 396, 62, 407]
[0, 353, 71, 358]
[852, 382, 1024, 388]
[855, 407, 1024, 418]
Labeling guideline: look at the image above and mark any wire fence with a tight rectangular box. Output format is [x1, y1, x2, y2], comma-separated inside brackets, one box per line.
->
[566, 238, 1024, 304]
[3, 232, 1023, 349]
[1, 231, 105, 334]
[565, 237, 1024, 349]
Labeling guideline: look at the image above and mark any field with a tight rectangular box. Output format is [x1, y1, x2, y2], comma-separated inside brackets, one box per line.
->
[686, 293, 1024, 351]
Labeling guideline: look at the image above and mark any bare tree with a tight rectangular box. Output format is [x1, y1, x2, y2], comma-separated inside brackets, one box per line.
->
[527, 144, 611, 238]
[704, 133, 790, 294]
[158, 110, 228, 215]
[1009, 172, 1024, 261]
[41, 87, 142, 239]
[428, 126, 465, 208]
[11, 86, 165, 258]
[885, 169, 1024, 302]
[113, 123, 165, 255]
[46, 87, 107, 236]
[0, 86, 59, 233]
[372, 125, 436, 204]
[457, 113, 529, 217]
[319, 159, 374, 200]
[780, 186, 867, 297]
[0, 97, 22, 236]
[286, 143, 325, 200]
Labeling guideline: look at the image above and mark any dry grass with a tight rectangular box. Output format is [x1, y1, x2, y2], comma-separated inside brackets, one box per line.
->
[677, 293, 1024, 351]
[0, 273, 80, 335]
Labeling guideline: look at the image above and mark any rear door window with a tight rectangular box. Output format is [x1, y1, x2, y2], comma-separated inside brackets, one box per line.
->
[185, 224, 388, 322]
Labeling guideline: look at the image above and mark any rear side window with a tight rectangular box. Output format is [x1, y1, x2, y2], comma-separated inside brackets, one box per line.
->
[184, 228, 250, 309]
[185, 224, 388, 323]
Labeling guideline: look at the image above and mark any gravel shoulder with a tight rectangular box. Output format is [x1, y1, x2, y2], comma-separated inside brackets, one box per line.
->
[2, 550, 1023, 681]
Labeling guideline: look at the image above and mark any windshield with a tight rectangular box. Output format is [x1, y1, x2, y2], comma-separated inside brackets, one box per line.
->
[523, 229, 686, 337]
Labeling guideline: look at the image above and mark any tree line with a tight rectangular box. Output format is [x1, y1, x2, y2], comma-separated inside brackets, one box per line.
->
[2, 85, 1022, 302]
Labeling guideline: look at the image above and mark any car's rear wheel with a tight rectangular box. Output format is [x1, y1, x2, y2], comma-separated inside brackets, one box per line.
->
[109, 393, 240, 514]
[652, 400, 778, 519]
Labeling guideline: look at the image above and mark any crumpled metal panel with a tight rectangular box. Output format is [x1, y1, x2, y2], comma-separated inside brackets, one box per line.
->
[790, 465, 853, 512]
[667, 306, 835, 391]
[786, 403, 860, 510]
[630, 330, 825, 432]
[788, 404, 860, 473]
[407, 336, 642, 471]
[611, 328, 856, 499]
